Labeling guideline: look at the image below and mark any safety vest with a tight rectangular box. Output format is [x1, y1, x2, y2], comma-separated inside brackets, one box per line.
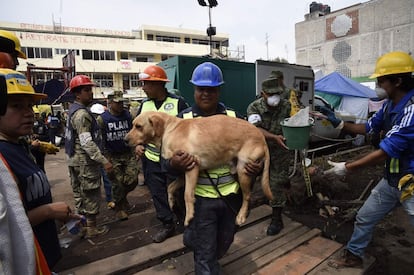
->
[183, 110, 240, 198]
[140, 97, 180, 162]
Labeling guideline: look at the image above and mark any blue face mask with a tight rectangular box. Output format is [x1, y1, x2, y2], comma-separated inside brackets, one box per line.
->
[266, 94, 281, 106]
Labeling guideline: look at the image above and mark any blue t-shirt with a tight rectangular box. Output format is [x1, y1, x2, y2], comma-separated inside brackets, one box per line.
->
[366, 89, 414, 185]
[0, 140, 61, 268]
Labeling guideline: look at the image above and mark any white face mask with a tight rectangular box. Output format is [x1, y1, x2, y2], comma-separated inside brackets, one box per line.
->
[266, 94, 281, 106]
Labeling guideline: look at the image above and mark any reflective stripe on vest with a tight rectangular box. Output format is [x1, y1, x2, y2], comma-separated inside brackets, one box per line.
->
[390, 158, 399, 174]
[182, 109, 236, 119]
[141, 98, 180, 162]
[183, 110, 239, 198]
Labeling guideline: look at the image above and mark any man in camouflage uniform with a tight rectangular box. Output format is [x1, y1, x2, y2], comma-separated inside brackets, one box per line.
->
[97, 91, 138, 220]
[247, 77, 291, 236]
[65, 75, 112, 238]
[271, 70, 302, 116]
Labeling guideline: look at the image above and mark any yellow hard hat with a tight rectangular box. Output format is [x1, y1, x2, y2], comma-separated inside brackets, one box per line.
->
[370, 51, 414, 78]
[0, 30, 27, 59]
[32, 106, 40, 113]
[0, 68, 47, 100]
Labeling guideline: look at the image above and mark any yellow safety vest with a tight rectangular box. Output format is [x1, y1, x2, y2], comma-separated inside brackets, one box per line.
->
[183, 110, 240, 198]
[141, 98, 180, 162]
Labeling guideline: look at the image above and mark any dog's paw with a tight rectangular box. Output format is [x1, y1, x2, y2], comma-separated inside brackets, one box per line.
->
[184, 214, 194, 227]
[236, 214, 246, 226]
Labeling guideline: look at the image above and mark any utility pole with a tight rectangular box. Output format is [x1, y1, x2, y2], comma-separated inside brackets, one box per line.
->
[265, 33, 269, 60]
[197, 0, 218, 56]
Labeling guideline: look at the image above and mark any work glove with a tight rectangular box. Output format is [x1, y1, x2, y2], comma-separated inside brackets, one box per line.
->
[315, 106, 343, 129]
[38, 141, 60, 154]
[398, 174, 414, 202]
[324, 160, 347, 176]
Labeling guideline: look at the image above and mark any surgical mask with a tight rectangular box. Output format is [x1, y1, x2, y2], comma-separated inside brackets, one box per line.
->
[266, 94, 281, 106]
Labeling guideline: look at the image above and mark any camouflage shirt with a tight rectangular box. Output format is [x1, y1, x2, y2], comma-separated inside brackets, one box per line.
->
[247, 97, 291, 148]
[66, 107, 108, 166]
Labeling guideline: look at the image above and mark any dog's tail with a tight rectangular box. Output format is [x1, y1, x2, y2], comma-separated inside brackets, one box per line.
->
[261, 145, 273, 200]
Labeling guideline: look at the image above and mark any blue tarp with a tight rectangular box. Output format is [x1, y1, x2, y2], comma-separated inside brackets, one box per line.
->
[315, 72, 377, 98]
[34, 79, 74, 104]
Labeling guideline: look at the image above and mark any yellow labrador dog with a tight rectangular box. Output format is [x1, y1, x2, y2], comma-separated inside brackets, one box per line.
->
[125, 111, 272, 226]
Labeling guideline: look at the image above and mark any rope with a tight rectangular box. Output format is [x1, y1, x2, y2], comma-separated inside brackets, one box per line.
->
[310, 132, 360, 142]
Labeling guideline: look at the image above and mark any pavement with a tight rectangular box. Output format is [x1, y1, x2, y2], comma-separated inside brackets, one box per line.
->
[45, 149, 171, 272]
[45, 148, 414, 274]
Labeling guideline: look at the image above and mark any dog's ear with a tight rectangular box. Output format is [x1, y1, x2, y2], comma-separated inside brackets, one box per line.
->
[148, 113, 165, 138]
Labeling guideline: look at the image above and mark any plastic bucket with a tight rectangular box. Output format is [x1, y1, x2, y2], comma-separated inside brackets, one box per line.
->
[280, 118, 314, 150]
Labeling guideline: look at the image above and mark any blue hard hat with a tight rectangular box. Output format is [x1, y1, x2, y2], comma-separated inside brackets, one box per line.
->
[190, 62, 224, 87]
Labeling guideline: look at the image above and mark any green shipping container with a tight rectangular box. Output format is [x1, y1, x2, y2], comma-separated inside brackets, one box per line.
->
[158, 56, 256, 117]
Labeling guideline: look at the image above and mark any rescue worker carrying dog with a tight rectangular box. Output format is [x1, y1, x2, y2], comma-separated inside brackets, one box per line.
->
[65, 75, 112, 238]
[135, 65, 189, 243]
[319, 51, 414, 268]
[167, 62, 263, 275]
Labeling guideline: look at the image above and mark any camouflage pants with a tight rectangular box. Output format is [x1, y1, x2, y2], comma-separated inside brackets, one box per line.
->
[68, 163, 102, 216]
[106, 152, 139, 210]
[268, 148, 291, 208]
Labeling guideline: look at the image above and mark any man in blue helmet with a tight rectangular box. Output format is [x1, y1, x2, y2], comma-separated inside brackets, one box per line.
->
[167, 62, 262, 275]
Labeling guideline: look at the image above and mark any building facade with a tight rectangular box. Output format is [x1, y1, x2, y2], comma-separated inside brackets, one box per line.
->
[295, 0, 414, 80]
[0, 21, 232, 99]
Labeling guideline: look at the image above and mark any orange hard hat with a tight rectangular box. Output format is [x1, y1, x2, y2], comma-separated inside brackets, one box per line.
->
[69, 75, 96, 92]
[139, 65, 170, 82]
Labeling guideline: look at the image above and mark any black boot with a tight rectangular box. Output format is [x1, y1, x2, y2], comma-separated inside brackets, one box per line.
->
[267, 207, 284, 236]
[152, 222, 175, 243]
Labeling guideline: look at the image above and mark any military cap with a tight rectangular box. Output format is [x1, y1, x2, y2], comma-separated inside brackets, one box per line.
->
[261, 77, 284, 94]
[109, 90, 126, 102]
[270, 70, 284, 79]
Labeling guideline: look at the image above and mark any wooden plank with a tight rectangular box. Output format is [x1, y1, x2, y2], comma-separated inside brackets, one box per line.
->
[254, 236, 342, 275]
[230, 228, 322, 275]
[136, 253, 194, 275]
[62, 205, 272, 275]
[307, 248, 376, 275]
[137, 217, 298, 275]
[222, 217, 303, 266]
[223, 226, 314, 274]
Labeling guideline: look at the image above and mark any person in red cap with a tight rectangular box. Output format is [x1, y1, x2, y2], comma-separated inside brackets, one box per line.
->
[65, 75, 112, 238]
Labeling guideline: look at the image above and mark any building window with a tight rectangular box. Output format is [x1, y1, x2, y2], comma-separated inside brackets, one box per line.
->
[93, 73, 113, 87]
[147, 34, 154, 40]
[55, 48, 67, 55]
[120, 52, 129, 59]
[192, 39, 209, 45]
[105, 51, 114, 60]
[185, 37, 191, 43]
[22, 47, 53, 59]
[82, 50, 115, 60]
[156, 35, 180, 43]
[130, 74, 140, 87]
[130, 54, 154, 62]
[82, 50, 92, 59]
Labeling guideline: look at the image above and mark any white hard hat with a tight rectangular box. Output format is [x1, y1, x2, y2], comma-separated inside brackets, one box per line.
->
[90, 103, 105, 114]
